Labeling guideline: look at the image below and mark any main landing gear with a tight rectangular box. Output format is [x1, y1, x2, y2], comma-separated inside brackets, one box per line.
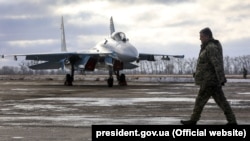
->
[65, 72, 127, 87]
[64, 58, 127, 87]
[64, 58, 75, 86]
[107, 77, 114, 87]
[64, 74, 73, 86]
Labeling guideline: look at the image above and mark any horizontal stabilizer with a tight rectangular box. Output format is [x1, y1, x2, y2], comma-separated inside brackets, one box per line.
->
[29, 62, 62, 70]
[172, 55, 185, 58]
[139, 53, 184, 61]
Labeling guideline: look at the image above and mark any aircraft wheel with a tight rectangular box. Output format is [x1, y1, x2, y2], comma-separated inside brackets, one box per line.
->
[119, 73, 127, 86]
[107, 77, 113, 87]
[64, 74, 73, 86]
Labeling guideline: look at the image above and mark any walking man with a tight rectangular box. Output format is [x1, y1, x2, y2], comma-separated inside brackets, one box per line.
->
[180, 27, 237, 125]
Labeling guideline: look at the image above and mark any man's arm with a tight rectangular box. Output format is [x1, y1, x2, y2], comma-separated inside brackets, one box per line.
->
[207, 43, 226, 85]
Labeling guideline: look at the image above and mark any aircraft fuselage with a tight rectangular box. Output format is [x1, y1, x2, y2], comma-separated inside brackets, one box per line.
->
[91, 31, 139, 63]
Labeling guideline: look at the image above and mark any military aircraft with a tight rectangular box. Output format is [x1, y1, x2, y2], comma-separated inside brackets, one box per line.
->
[2, 16, 184, 87]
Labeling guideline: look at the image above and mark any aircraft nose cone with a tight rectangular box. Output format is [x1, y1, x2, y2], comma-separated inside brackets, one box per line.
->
[123, 44, 139, 61]
[116, 42, 139, 62]
[131, 48, 139, 59]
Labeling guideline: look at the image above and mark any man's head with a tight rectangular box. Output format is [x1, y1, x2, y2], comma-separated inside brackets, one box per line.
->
[199, 27, 213, 44]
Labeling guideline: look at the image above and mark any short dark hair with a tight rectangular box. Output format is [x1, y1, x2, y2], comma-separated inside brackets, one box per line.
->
[200, 27, 213, 39]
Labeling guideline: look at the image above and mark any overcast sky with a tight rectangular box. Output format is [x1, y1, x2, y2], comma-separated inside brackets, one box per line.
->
[0, 0, 250, 67]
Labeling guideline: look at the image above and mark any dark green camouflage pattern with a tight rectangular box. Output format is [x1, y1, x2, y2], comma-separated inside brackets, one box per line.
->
[195, 40, 227, 86]
[191, 39, 237, 124]
[190, 85, 236, 123]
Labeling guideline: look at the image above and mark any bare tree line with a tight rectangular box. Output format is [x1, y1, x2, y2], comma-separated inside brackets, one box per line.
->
[0, 55, 249, 75]
[122, 55, 249, 75]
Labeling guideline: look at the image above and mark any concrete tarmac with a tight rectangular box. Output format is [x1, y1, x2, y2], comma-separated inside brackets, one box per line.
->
[0, 75, 250, 140]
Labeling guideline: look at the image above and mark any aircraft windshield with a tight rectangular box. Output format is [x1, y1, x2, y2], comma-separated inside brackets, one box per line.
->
[111, 32, 127, 42]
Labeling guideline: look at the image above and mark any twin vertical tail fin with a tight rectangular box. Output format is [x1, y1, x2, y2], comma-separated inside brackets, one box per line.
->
[61, 16, 114, 51]
[110, 16, 115, 36]
[61, 16, 67, 52]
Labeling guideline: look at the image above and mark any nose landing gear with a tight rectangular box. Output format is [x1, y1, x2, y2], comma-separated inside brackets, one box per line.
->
[107, 68, 127, 87]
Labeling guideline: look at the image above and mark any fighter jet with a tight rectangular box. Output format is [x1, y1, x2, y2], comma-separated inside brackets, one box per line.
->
[2, 16, 184, 87]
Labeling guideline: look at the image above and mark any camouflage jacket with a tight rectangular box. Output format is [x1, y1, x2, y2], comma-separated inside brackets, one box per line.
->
[194, 39, 227, 86]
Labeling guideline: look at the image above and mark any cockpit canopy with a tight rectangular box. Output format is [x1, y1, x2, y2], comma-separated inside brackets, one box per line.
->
[111, 32, 127, 42]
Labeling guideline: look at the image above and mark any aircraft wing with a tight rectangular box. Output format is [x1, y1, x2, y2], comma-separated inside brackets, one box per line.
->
[11, 51, 110, 61]
[138, 53, 184, 61]
[19, 52, 76, 62]
[4, 51, 113, 70]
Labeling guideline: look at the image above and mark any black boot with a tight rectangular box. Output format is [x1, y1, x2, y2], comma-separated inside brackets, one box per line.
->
[226, 122, 237, 125]
[180, 120, 197, 125]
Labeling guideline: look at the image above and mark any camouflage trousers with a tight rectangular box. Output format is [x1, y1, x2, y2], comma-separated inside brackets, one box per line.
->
[190, 84, 237, 123]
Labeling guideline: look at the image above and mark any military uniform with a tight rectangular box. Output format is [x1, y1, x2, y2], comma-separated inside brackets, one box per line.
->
[191, 39, 237, 124]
